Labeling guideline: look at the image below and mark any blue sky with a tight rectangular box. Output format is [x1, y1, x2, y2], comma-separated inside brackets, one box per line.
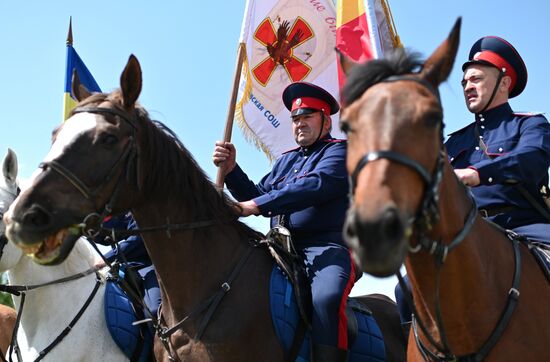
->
[1, 1, 548, 298]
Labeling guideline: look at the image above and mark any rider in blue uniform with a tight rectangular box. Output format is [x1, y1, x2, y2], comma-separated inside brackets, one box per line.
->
[446, 35, 550, 242]
[101, 213, 161, 317]
[396, 35, 550, 325]
[213, 82, 356, 361]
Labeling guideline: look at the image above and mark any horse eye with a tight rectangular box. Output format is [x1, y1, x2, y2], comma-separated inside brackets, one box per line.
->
[340, 120, 351, 134]
[100, 134, 119, 146]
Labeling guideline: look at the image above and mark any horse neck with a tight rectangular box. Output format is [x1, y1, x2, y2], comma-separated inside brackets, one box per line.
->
[131, 176, 252, 321]
[8, 239, 101, 336]
[405, 161, 517, 351]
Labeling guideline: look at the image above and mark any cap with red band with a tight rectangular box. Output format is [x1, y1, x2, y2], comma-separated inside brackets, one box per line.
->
[291, 97, 331, 116]
[462, 36, 527, 98]
[282, 82, 340, 118]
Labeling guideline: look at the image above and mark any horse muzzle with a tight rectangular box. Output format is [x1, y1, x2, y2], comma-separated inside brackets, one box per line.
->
[344, 205, 409, 277]
[4, 204, 82, 265]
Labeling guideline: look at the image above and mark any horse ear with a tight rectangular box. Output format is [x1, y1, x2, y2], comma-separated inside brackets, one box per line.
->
[71, 70, 92, 102]
[420, 17, 461, 86]
[336, 48, 357, 76]
[120, 54, 142, 110]
[3, 148, 18, 185]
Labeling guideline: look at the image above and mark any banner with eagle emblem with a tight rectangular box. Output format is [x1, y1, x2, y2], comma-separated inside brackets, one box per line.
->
[235, 0, 342, 160]
[235, 0, 400, 160]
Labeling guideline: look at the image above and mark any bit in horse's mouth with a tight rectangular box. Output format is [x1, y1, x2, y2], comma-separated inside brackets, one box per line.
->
[21, 226, 82, 265]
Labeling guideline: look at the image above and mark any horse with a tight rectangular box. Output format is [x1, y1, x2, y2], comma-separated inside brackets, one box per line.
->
[0, 149, 127, 361]
[0, 149, 19, 359]
[4, 55, 406, 361]
[0, 304, 16, 358]
[339, 18, 550, 361]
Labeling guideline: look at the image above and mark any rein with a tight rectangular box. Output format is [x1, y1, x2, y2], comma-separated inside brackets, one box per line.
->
[349, 74, 522, 360]
[0, 266, 103, 362]
[43, 104, 251, 361]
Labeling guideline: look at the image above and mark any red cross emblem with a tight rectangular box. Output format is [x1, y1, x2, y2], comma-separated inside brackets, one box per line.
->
[252, 17, 314, 87]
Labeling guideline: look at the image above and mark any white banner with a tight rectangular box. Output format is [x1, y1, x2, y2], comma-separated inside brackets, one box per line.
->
[236, 0, 345, 160]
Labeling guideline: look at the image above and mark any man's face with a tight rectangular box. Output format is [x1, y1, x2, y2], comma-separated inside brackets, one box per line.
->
[292, 111, 330, 147]
[461, 64, 503, 113]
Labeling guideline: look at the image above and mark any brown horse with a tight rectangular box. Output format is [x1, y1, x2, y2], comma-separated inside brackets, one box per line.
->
[0, 303, 16, 357]
[340, 18, 550, 361]
[4, 56, 405, 361]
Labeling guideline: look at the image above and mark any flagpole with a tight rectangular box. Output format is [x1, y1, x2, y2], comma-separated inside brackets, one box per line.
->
[66, 17, 73, 46]
[215, 42, 246, 189]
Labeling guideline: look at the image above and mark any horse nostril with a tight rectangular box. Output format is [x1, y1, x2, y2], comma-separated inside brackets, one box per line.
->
[380, 208, 404, 242]
[22, 206, 52, 229]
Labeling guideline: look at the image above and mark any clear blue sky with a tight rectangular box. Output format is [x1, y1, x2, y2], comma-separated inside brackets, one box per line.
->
[1, 1, 548, 298]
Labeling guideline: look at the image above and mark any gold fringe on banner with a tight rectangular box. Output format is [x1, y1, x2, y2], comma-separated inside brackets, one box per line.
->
[234, 42, 276, 162]
[381, 0, 403, 48]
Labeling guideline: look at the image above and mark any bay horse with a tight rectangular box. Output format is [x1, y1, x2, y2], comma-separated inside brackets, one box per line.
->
[4, 55, 406, 361]
[0, 149, 127, 361]
[340, 18, 550, 360]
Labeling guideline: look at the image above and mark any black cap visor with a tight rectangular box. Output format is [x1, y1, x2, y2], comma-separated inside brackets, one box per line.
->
[291, 107, 320, 118]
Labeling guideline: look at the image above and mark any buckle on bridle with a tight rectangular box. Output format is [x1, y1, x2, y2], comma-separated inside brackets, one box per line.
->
[82, 213, 104, 238]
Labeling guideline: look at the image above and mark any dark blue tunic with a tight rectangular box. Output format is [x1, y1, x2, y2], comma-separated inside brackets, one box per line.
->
[225, 135, 356, 349]
[102, 214, 161, 315]
[445, 102, 550, 242]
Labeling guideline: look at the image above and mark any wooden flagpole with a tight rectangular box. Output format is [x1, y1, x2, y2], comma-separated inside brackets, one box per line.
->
[215, 42, 246, 189]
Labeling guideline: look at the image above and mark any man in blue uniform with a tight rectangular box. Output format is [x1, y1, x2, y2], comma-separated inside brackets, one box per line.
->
[100, 214, 161, 317]
[446, 35, 550, 242]
[213, 82, 356, 361]
[396, 35, 550, 327]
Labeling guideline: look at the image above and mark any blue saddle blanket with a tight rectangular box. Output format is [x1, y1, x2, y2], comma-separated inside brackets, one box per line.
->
[104, 279, 153, 362]
[269, 266, 386, 361]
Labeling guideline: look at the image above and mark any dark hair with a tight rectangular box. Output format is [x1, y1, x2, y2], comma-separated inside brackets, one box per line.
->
[342, 48, 424, 106]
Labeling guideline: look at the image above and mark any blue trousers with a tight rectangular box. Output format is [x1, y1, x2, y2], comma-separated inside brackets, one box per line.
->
[138, 265, 161, 317]
[297, 243, 357, 349]
[394, 275, 412, 325]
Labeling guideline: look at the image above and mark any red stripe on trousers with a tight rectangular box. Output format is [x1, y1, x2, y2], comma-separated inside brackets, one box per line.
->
[337, 250, 356, 349]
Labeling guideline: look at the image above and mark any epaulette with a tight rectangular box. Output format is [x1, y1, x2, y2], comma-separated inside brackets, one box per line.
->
[513, 111, 544, 117]
[281, 146, 301, 155]
[323, 138, 347, 143]
[447, 122, 475, 137]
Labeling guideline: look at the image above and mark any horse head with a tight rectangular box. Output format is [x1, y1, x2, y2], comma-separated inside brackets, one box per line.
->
[5, 55, 145, 265]
[341, 19, 461, 277]
[1, 149, 23, 270]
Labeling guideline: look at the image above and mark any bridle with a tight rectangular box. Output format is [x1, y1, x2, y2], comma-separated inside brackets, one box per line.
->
[39, 106, 139, 236]
[1, 186, 104, 362]
[36, 104, 245, 362]
[349, 75, 467, 257]
[348, 74, 521, 361]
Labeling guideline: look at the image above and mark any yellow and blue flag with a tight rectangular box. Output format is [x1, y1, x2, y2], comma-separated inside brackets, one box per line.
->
[63, 21, 101, 121]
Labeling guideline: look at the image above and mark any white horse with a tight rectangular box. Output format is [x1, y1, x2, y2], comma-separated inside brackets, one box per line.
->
[0, 149, 127, 362]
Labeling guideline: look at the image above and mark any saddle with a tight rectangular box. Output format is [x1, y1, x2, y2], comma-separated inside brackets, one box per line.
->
[269, 266, 386, 362]
[263, 227, 386, 362]
[526, 241, 550, 282]
[104, 263, 153, 362]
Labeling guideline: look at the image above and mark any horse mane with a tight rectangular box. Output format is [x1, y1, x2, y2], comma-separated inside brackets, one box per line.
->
[73, 92, 263, 240]
[342, 48, 424, 106]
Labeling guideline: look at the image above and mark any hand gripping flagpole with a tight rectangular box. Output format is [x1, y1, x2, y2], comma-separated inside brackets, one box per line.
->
[215, 42, 246, 190]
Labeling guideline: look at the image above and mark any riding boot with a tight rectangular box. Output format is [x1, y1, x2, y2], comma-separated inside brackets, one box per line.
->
[312, 343, 348, 362]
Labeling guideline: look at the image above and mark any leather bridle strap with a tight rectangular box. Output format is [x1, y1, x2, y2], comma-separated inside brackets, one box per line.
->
[39, 138, 135, 203]
[0, 235, 8, 264]
[0, 265, 102, 296]
[72, 106, 138, 130]
[351, 150, 433, 191]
